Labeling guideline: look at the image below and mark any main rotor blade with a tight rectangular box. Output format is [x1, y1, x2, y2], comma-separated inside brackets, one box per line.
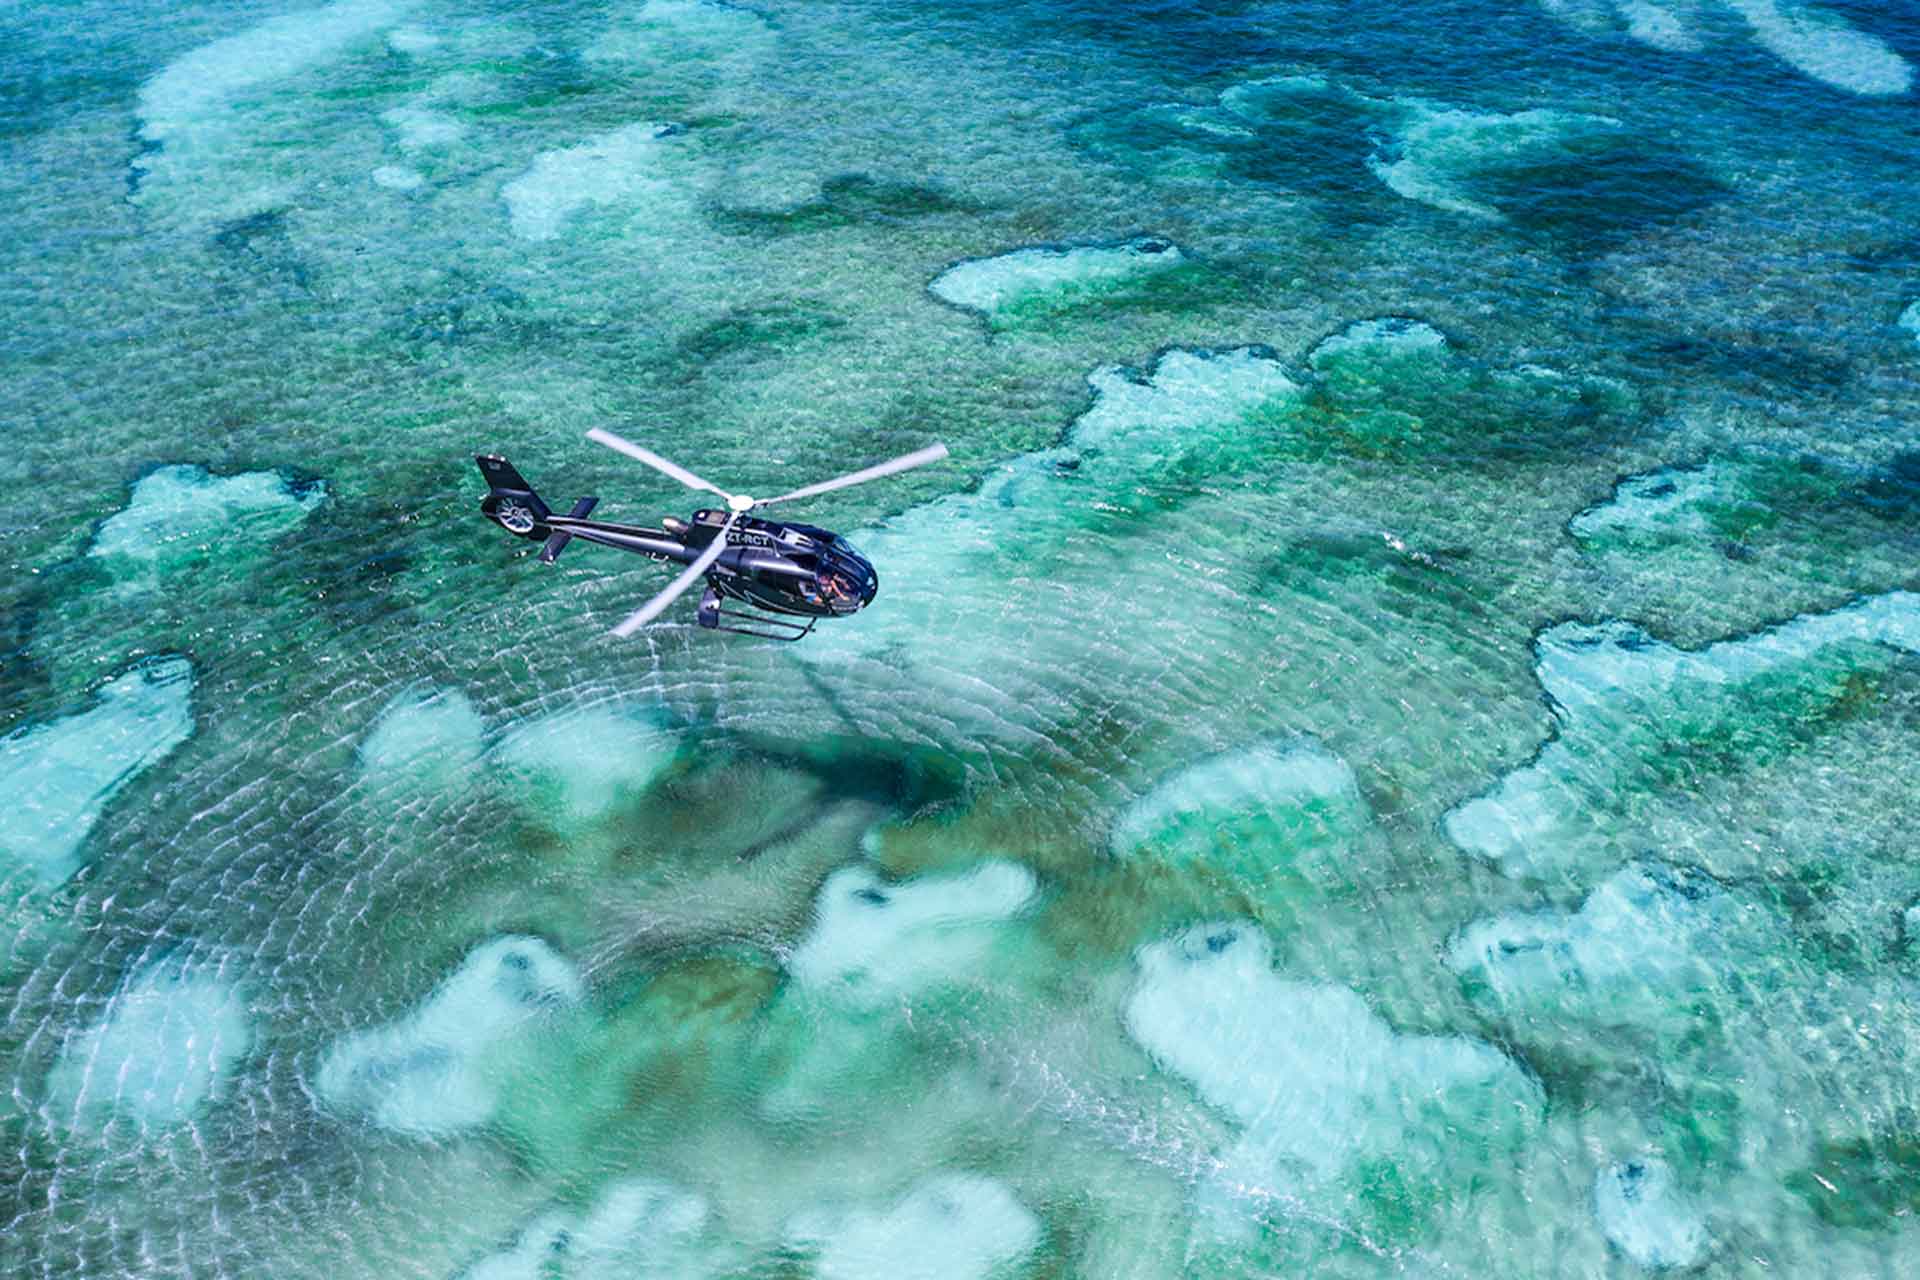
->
[609, 512, 739, 638]
[755, 442, 949, 508]
[586, 428, 734, 501]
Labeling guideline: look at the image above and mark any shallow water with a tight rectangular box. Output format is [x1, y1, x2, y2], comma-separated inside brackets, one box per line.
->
[3, 0, 1919, 1275]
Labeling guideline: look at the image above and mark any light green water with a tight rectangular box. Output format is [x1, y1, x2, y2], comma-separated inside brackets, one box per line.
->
[3, 0, 1920, 1276]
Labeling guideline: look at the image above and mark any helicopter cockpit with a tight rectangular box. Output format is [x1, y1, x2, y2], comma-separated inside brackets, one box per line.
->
[683, 510, 877, 617]
[786, 532, 877, 615]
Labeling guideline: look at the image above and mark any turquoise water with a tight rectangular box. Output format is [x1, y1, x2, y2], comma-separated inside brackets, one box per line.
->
[3, 0, 1919, 1274]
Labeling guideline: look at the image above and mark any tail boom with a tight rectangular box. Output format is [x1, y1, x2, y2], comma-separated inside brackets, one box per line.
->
[539, 496, 600, 563]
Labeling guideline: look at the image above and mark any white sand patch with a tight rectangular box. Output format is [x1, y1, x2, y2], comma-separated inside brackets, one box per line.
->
[387, 25, 442, 54]
[798, 345, 1301, 669]
[491, 704, 679, 823]
[502, 123, 692, 242]
[1616, 0, 1704, 51]
[1569, 462, 1726, 542]
[1446, 861, 1758, 1019]
[928, 236, 1185, 320]
[788, 861, 1036, 1007]
[1539, 0, 1618, 33]
[1109, 741, 1364, 887]
[1538, 0, 1912, 97]
[1072, 346, 1302, 458]
[133, 0, 418, 220]
[1308, 316, 1449, 366]
[1126, 922, 1539, 1236]
[785, 1174, 1041, 1280]
[90, 465, 324, 569]
[1368, 105, 1622, 221]
[1445, 592, 1920, 877]
[137, 0, 412, 148]
[461, 1210, 570, 1280]
[381, 104, 466, 151]
[1723, 0, 1913, 96]
[358, 687, 484, 787]
[1594, 1157, 1712, 1270]
[459, 1178, 717, 1280]
[759, 859, 1038, 1120]
[0, 659, 194, 888]
[372, 164, 424, 190]
[1162, 105, 1257, 138]
[315, 936, 584, 1135]
[1218, 72, 1343, 120]
[45, 950, 253, 1132]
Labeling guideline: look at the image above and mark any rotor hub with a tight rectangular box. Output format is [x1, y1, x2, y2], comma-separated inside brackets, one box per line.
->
[727, 493, 755, 513]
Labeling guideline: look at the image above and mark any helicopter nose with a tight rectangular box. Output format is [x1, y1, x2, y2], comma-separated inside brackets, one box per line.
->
[845, 562, 879, 611]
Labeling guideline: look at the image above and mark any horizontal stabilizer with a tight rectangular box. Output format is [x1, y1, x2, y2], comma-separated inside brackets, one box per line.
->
[538, 496, 599, 564]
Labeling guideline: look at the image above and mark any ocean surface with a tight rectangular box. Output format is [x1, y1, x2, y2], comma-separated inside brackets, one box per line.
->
[3, 0, 1919, 1275]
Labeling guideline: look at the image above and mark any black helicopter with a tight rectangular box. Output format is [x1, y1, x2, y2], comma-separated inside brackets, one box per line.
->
[477, 428, 948, 640]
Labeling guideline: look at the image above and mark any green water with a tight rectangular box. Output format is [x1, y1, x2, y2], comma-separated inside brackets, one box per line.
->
[3, 0, 1920, 1275]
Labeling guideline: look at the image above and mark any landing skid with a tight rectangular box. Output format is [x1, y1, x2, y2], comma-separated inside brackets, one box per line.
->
[697, 587, 817, 641]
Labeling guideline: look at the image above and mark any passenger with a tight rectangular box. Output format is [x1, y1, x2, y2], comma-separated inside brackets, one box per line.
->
[820, 573, 856, 608]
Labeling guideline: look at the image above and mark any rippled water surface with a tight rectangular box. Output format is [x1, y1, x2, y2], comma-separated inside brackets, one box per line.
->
[4, 0, 1920, 1275]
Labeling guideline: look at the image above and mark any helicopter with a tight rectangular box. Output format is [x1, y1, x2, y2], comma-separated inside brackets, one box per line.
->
[476, 428, 949, 640]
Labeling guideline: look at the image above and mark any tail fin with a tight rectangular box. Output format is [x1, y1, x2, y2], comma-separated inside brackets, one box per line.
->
[477, 455, 551, 540]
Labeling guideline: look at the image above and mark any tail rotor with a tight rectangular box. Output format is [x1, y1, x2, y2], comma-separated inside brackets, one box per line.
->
[476, 456, 599, 562]
[476, 456, 551, 539]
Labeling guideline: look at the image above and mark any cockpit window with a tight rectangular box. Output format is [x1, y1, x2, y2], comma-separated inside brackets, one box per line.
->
[818, 571, 860, 606]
